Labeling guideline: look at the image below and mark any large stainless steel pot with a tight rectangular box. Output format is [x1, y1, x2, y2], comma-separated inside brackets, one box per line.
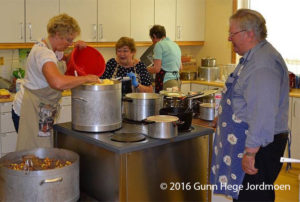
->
[201, 57, 216, 67]
[0, 148, 79, 202]
[145, 115, 179, 139]
[199, 103, 215, 121]
[198, 66, 220, 81]
[72, 81, 122, 132]
[123, 93, 163, 121]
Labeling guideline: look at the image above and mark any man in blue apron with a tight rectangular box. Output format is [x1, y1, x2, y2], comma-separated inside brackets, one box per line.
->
[210, 9, 289, 201]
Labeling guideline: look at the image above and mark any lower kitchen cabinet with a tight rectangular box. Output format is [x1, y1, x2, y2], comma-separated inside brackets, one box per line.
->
[0, 132, 17, 157]
[56, 96, 72, 124]
[290, 97, 300, 159]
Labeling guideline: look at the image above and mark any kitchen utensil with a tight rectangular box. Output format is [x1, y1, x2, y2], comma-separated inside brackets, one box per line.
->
[198, 66, 220, 81]
[144, 115, 179, 139]
[159, 107, 192, 131]
[66, 46, 105, 76]
[199, 103, 215, 121]
[280, 157, 300, 163]
[71, 80, 122, 132]
[0, 148, 79, 202]
[180, 71, 197, 80]
[201, 57, 216, 67]
[123, 93, 163, 121]
[140, 44, 154, 67]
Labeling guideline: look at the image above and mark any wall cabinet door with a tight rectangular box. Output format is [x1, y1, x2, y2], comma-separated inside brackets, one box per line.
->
[291, 97, 300, 159]
[26, 0, 59, 42]
[131, 0, 154, 41]
[176, 0, 205, 41]
[154, 0, 176, 41]
[60, 0, 98, 42]
[0, 0, 24, 43]
[98, 0, 130, 42]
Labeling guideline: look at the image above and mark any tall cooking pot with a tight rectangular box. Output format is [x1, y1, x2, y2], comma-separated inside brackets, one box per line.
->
[72, 81, 122, 132]
[0, 148, 79, 202]
[123, 93, 163, 121]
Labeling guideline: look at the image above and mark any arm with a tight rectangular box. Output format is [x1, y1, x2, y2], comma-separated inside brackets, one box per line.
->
[136, 84, 153, 93]
[63, 40, 87, 64]
[147, 59, 162, 74]
[42, 61, 100, 90]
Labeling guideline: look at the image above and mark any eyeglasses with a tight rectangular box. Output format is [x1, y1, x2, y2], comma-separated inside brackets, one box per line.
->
[229, 30, 246, 38]
[64, 37, 74, 44]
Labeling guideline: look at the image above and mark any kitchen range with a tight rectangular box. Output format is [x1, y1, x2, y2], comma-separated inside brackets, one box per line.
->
[54, 121, 214, 201]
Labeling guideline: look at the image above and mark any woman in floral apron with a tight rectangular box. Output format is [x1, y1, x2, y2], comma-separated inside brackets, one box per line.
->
[16, 13, 100, 151]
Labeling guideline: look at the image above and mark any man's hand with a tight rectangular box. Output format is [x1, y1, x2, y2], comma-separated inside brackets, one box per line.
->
[242, 147, 260, 175]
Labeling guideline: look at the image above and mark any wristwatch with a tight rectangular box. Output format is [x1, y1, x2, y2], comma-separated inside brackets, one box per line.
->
[243, 151, 256, 157]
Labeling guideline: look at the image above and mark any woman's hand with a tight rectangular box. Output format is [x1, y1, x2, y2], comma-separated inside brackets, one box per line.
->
[74, 40, 87, 50]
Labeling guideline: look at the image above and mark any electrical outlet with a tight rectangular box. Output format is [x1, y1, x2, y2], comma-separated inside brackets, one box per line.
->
[0, 57, 3, 65]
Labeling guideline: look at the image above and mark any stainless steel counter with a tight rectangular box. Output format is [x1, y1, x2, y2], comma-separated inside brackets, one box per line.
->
[54, 122, 214, 201]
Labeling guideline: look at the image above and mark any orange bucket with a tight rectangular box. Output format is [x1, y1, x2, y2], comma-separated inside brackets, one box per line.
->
[66, 46, 105, 76]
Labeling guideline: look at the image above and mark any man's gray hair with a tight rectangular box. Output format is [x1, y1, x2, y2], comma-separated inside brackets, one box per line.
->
[230, 9, 267, 41]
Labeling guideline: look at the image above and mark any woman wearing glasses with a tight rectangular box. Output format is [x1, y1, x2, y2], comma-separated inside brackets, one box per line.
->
[13, 13, 100, 151]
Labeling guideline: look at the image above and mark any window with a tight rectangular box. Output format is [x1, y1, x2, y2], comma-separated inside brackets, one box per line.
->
[239, 0, 300, 74]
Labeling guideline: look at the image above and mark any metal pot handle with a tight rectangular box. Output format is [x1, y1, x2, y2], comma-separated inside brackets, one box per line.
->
[40, 177, 63, 185]
[122, 97, 133, 102]
[72, 97, 87, 102]
[173, 120, 185, 126]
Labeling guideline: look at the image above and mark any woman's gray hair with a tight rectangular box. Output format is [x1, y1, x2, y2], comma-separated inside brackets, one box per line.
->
[230, 9, 267, 41]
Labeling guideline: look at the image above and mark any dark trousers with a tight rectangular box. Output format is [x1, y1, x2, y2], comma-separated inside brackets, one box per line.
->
[11, 108, 20, 133]
[234, 133, 288, 202]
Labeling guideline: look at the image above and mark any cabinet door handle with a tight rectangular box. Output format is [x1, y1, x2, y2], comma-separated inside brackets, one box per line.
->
[176, 25, 182, 40]
[28, 23, 33, 41]
[19, 22, 24, 40]
[99, 24, 103, 40]
[92, 24, 97, 41]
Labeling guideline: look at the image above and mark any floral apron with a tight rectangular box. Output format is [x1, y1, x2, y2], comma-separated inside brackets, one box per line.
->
[16, 39, 64, 151]
[210, 61, 248, 199]
[155, 70, 179, 93]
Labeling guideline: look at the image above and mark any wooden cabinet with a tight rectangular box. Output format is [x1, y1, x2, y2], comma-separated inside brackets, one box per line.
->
[0, 102, 17, 157]
[176, 0, 205, 41]
[131, 0, 154, 42]
[56, 96, 72, 124]
[0, 0, 59, 43]
[98, 0, 130, 42]
[0, 0, 24, 43]
[60, 0, 98, 42]
[26, 0, 59, 42]
[290, 97, 300, 159]
[154, 0, 176, 41]
[191, 84, 209, 92]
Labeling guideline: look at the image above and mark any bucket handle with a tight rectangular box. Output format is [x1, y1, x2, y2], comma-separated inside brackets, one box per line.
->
[40, 177, 63, 185]
[72, 97, 87, 102]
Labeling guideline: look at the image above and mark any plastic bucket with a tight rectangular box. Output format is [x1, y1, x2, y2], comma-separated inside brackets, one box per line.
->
[66, 46, 105, 76]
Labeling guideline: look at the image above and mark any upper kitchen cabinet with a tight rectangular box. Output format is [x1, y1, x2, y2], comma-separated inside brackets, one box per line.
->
[98, 0, 130, 42]
[26, 0, 59, 42]
[131, 0, 154, 42]
[154, 0, 176, 41]
[176, 0, 205, 41]
[0, 0, 24, 43]
[60, 0, 98, 42]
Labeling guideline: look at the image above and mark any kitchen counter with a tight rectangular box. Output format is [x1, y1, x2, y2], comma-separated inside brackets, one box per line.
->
[54, 121, 214, 201]
[53, 122, 213, 154]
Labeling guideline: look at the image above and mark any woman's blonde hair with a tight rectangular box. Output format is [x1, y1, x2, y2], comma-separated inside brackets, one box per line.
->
[115, 37, 136, 53]
[47, 13, 81, 38]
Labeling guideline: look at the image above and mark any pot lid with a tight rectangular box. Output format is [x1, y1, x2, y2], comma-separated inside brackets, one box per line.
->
[146, 115, 179, 123]
[125, 93, 161, 99]
[111, 133, 146, 142]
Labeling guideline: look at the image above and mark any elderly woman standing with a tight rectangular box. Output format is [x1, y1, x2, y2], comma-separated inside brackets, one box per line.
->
[15, 13, 100, 151]
[147, 25, 182, 93]
[101, 37, 153, 93]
